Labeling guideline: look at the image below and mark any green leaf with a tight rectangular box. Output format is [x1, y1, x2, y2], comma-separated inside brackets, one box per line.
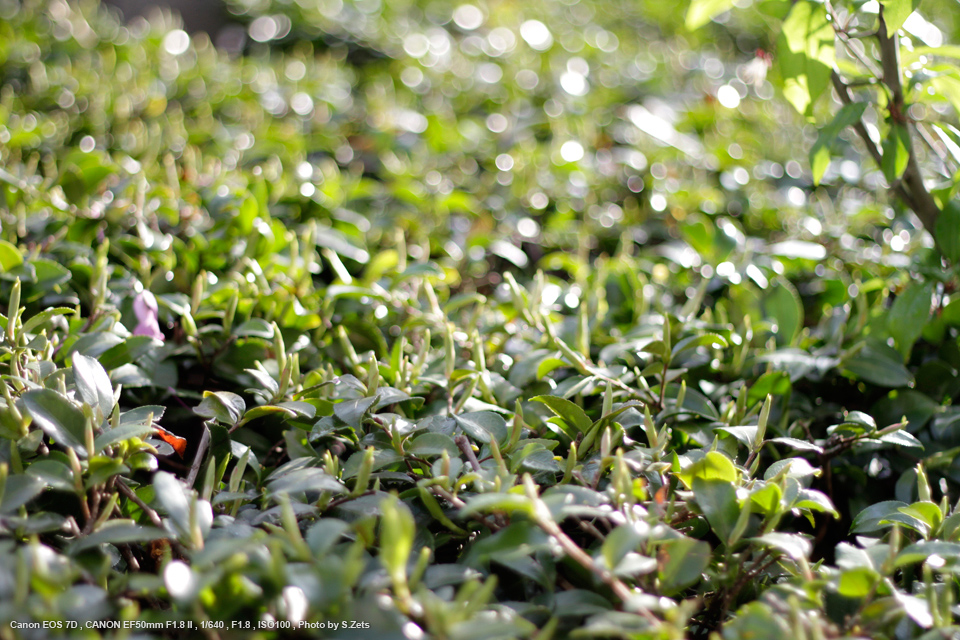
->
[601, 524, 643, 569]
[306, 519, 350, 557]
[341, 448, 401, 478]
[94, 421, 160, 454]
[874, 390, 938, 432]
[838, 566, 880, 597]
[671, 333, 728, 358]
[685, 0, 736, 30]
[98, 335, 159, 370]
[29, 259, 71, 292]
[895, 541, 960, 567]
[936, 201, 960, 262]
[752, 532, 811, 560]
[73, 353, 115, 419]
[776, 1, 836, 116]
[26, 459, 75, 493]
[722, 602, 791, 639]
[22, 389, 88, 457]
[86, 457, 129, 488]
[0, 474, 46, 514]
[234, 318, 274, 339]
[677, 451, 738, 488]
[747, 371, 791, 405]
[810, 102, 868, 184]
[70, 522, 167, 554]
[750, 483, 784, 515]
[763, 279, 803, 344]
[880, 0, 922, 37]
[120, 405, 166, 426]
[531, 395, 592, 435]
[662, 384, 720, 420]
[237, 196, 258, 235]
[195, 391, 246, 426]
[460, 493, 535, 517]
[877, 429, 923, 448]
[640, 340, 669, 358]
[516, 448, 560, 473]
[379, 494, 414, 584]
[899, 501, 942, 531]
[242, 405, 297, 423]
[333, 395, 378, 428]
[716, 425, 759, 449]
[536, 357, 568, 380]
[794, 489, 839, 517]
[0, 240, 23, 271]
[843, 342, 914, 387]
[454, 411, 508, 444]
[881, 123, 911, 183]
[267, 467, 347, 496]
[769, 437, 823, 453]
[408, 433, 459, 457]
[153, 471, 191, 537]
[693, 478, 740, 543]
[21, 307, 74, 334]
[659, 537, 710, 595]
[850, 500, 910, 533]
[764, 457, 820, 481]
[887, 281, 933, 360]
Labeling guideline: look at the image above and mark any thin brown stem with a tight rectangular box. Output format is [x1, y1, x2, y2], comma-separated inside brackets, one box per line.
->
[830, 73, 923, 214]
[117, 479, 161, 526]
[185, 424, 211, 488]
[535, 511, 659, 623]
[119, 544, 141, 571]
[430, 485, 501, 531]
[578, 519, 607, 542]
[455, 435, 483, 474]
[825, 0, 882, 78]
[876, 5, 941, 236]
[116, 478, 189, 557]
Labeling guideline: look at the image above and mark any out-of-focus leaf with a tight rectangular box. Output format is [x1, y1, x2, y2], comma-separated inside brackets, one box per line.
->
[887, 282, 933, 360]
[881, 123, 911, 183]
[659, 537, 710, 595]
[776, 1, 835, 116]
[752, 532, 811, 560]
[379, 494, 415, 581]
[677, 451, 738, 488]
[936, 201, 960, 262]
[763, 279, 803, 345]
[153, 471, 191, 536]
[685, 0, 736, 29]
[880, 0, 922, 37]
[843, 343, 914, 388]
[70, 522, 167, 554]
[267, 467, 347, 496]
[810, 102, 867, 184]
[693, 478, 739, 542]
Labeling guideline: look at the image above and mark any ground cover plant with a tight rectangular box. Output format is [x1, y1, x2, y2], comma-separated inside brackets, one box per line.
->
[2, 0, 960, 637]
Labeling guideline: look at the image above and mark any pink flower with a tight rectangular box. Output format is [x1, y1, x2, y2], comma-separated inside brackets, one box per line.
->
[133, 290, 165, 341]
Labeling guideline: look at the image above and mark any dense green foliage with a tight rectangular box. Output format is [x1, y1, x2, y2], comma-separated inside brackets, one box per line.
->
[1, 0, 960, 637]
